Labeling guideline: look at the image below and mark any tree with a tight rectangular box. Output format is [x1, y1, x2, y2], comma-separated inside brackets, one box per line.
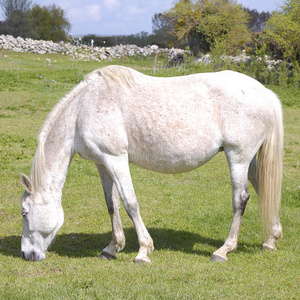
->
[243, 8, 271, 32]
[0, 1, 70, 41]
[263, 0, 300, 61]
[0, 0, 33, 37]
[30, 4, 70, 42]
[164, 0, 252, 54]
[152, 13, 176, 47]
[0, 0, 31, 18]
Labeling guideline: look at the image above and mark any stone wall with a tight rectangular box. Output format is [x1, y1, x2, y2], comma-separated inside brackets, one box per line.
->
[0, 34, 187, 62]
[1, 34, 284, 70]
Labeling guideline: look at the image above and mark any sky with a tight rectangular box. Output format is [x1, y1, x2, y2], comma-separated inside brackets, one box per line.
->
[2, 0, 285, 36]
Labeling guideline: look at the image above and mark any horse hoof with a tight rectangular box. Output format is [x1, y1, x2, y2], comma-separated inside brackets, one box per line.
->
[210, 253, 227, 262]
[98, 251, 117, 260]
[261, 243, 277, 251]
[134, 257, 152, 264]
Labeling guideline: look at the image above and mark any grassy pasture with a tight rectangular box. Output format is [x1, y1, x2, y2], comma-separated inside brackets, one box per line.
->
[0, 51, 299, 299]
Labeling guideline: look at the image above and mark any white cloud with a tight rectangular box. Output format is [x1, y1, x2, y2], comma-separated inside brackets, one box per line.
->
[88, 5, 103, 22]
[68, 7, 81, 20]
[127, 5, 145, 16]
[104, 0, 120, 10]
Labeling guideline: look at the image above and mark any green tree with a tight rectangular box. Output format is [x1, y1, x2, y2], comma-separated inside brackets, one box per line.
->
[263, 0, 300, 61]
[30, 4, 70, 42]
[164, 0, 252, 54]
[0, 0, 33, 37]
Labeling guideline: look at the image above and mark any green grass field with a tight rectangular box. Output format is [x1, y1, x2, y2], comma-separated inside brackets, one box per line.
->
[0, 51, 299, 299]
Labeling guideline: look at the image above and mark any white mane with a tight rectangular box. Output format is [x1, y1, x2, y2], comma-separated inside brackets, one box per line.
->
[30, 69, 100, 192]
[99, 65, 135, 88]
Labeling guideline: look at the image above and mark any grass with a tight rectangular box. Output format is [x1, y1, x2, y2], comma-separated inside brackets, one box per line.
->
[0, 50, 299, 299]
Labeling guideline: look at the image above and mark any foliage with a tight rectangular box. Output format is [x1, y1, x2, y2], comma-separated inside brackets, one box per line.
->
[0, 0, 33, 38]
[0, 50, 299, 299]
[243, 7, 271, 32]
[208, 38, 229, 71]
[187, 56, 300, 96]
[292, 60, 300, 89]
[0, 0, 32, 18]
[0, 0, 70, 41]
[152, 13, 175, 47]
[263, 0, 300, 61]
[30, 4, 70, 42]
[152, 13, 181, 48]
[163, 0, 252, 55]
[152, 13, 172, 36]
[150, 1, 299, 63]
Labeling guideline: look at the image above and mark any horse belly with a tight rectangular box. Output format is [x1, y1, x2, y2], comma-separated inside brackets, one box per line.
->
[125, 91, 222, 173]
[130, 151, 219, 174]
[128, 130, 221, 173]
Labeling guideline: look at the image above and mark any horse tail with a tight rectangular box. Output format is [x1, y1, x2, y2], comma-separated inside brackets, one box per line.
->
[258, 95, 284, 239]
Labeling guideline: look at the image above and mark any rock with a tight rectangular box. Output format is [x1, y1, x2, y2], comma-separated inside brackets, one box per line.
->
[197, 54, 211, 64]
[150, 45, 159, 51]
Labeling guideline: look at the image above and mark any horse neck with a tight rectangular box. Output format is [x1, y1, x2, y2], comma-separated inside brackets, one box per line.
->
[33, 111, 76, 198]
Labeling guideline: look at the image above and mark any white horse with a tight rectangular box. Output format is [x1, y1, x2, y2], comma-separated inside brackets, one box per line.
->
[19, 65, 283, 262]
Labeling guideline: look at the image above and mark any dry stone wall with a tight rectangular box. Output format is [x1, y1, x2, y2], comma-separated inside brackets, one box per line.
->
[0, 34, 284, 69]
[0, 34, 187, 62]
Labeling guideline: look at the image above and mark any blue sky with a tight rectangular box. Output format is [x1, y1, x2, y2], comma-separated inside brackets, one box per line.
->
[1, 0, 285, 36]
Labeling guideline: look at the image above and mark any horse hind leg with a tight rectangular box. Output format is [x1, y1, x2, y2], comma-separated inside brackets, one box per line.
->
[96, 164, 126, 260]
[210, 161, 250, 262]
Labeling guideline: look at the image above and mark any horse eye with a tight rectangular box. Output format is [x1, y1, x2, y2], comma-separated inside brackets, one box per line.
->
[22, 212, 28, 218]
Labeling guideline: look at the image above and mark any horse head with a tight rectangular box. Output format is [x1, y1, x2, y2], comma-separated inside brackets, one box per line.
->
[19, 173, 64, 261]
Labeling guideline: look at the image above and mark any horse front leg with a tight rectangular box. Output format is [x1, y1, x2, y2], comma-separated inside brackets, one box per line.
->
[103, 155, 154, 263]
[96, 164, 126, 260]
[210, 162, 250, 262]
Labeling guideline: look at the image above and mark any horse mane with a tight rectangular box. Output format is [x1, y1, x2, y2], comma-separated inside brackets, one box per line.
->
[98, 65, 135, 88]
[30, 68, 102, 192]
[29, 65, 135, 192]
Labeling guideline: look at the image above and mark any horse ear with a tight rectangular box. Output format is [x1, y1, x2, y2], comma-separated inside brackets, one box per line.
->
[19, 173, 33, 193]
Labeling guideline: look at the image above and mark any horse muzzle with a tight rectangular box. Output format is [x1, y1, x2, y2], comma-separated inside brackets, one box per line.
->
[22, 250, 46, 261]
